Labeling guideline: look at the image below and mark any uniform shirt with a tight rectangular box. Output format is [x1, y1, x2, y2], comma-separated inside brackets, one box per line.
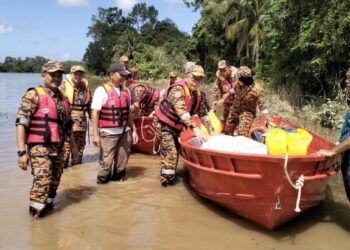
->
[231, 82, 268, 115]
[166, 85, 208, 128]
[210, 69, 235, 110]
[210, 83, 221, 110]
[16, 87, 65, 155]
[133, 84, 158, 116]
[91, 85, 132, 135]
[60, 81, 92, 132]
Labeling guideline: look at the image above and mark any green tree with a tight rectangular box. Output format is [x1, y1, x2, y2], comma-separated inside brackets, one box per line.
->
[84, 7, 133, 75]
[260, 0, 350, 99]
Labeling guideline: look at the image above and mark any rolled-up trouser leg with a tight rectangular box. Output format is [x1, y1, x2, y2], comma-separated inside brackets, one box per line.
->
[341, 150, 350, 201]
[160, 128, 180, 184]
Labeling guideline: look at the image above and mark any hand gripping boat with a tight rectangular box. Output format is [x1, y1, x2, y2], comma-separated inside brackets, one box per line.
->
[131, 116, 159, 155]
[180, 117, 341, 229]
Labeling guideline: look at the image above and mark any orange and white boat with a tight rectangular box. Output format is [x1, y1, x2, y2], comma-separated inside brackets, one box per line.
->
[131, 116, 159, 155]
[180, 117, 341, 229]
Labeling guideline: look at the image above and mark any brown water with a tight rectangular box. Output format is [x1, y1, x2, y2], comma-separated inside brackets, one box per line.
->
[0, 73, 349, 250]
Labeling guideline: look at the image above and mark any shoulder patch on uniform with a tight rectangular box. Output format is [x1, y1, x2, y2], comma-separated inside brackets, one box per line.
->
[174, 91, 182, 98]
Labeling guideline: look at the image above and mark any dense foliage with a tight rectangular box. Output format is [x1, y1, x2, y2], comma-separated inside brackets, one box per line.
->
[83, 3, 190, 77]
[0, 56, 84, 74]
[0, 56, 48, 73]
[260, 0, 350, 100]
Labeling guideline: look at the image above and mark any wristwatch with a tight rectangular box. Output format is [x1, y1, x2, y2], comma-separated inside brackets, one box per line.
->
[17, 150, 26, 157]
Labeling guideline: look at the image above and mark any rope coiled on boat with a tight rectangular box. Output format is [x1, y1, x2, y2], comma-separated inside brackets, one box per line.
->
[283, 153, 304, 213]
[140, 116, 160, 154]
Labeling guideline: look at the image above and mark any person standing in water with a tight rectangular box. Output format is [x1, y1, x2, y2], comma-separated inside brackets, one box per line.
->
[16, 60, 71, 218]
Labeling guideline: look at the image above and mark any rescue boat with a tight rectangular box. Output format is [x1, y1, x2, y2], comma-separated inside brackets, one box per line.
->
[180, 117, 341, 229]
[131, 116, 159, 155]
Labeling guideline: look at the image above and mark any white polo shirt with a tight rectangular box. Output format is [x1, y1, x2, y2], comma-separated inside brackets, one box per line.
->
[91, 85, 131, 135]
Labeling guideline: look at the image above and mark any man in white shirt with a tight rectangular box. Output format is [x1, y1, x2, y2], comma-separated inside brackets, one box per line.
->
[91, 63, 138, 184]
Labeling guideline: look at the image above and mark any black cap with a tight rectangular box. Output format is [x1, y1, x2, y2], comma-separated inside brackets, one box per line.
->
[107, 63, 130, 76]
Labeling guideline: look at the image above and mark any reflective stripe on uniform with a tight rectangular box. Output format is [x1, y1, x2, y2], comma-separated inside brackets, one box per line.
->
[161, 169, 176, 175]
[30, 201, 46, 210]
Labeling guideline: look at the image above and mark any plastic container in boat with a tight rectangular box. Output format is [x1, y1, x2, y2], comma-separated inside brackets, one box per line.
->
[287, 128, 313, 155]
[265, 129, 287, 155]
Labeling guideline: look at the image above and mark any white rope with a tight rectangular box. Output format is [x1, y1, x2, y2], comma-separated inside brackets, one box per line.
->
[283, 153, 305, 213]
[140, 116, 160, 154]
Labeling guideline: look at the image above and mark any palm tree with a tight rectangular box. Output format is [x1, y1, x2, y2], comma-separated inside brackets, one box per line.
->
[112, 31, 144, 62]
[224, 0, 270, 65]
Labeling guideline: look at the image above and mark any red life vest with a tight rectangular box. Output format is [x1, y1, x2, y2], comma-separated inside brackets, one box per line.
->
[216, 67, 237, 104]
[27, 86, 69, 144]
[130, 83, 160, 111]
[155, 80, 201, 131]
[99, 83, 131, 128]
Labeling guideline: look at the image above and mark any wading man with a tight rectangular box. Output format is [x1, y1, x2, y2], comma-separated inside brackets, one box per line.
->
[60, 65, 91, 167]
[16, 60, 71, 218]
[91, 64, 138, 184]
[154, 65, 209, 186]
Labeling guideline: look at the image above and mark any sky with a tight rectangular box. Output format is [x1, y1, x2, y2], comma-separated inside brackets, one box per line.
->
[0, 0, 200, 62]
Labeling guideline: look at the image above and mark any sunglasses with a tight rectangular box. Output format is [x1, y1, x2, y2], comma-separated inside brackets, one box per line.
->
[192, 76, 204, 82]
[48, 72, 63, 78]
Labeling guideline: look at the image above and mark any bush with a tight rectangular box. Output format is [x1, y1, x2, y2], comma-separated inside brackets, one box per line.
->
[316, 99, 347, 129]
[131, 45, 187, 80]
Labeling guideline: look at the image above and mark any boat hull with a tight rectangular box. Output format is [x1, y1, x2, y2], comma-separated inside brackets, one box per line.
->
[180, 117, 340, 229]
[131, 116, 159, 155]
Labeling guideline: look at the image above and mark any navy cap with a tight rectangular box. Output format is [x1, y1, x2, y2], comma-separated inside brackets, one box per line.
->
[107, 63, 130, 76]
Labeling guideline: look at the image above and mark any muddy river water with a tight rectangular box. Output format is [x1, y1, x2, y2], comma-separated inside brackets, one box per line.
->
[0, 73, 349, 249]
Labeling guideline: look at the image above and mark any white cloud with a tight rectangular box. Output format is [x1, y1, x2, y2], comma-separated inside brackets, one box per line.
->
[61, 52, 71, 61]
[0, 24, 13, 33]
[115, 0, 137, 13]
[57, 0, 88, 7]
[0, 19, 13, 33]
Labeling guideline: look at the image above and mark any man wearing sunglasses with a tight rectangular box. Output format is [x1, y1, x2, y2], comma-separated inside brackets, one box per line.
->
[155, 65, 210, 186]
[223, 66, 269, 137]
[15, 60, 70, 218]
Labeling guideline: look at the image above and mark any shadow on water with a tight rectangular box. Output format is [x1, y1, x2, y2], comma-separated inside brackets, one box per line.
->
[53, 185, 97, 213]
[80, 152, 98, 164]
[323, 186, 350, 231]
[127, 165, 147, 179]
[181, 169, 350, 240]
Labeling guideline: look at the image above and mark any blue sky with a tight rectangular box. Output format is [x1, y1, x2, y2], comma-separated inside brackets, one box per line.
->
[0, 0, 200, 62]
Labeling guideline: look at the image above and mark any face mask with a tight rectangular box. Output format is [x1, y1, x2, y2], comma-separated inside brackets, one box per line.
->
[239, 76, 254, 86]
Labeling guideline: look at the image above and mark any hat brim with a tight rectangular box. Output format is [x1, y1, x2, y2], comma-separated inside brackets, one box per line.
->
[45, 69, 65, 73]
[71, 70, 85, 73]
[218, 66, 226, 69]
[119, 70, 130, 76]
[192, 73, 205, 77]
